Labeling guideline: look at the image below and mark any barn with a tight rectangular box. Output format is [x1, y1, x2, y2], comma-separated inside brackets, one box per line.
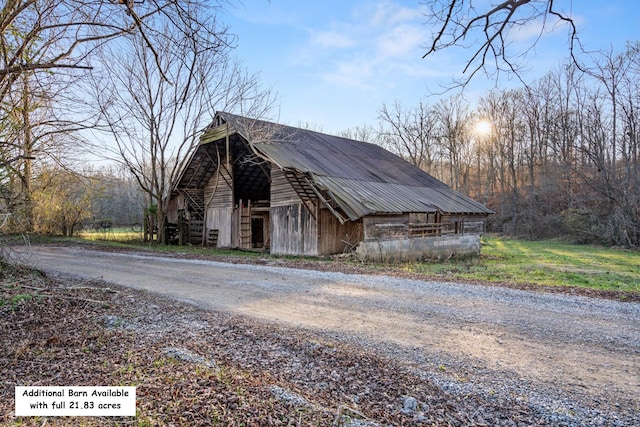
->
[166, 112, 493, 262]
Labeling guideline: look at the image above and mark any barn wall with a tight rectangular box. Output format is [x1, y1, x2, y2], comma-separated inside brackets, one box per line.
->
[317, 208, 363, 255]
[166, 193, 184, 223]
[206, 208, 233, 247]
[271, 168, 299, 206]
[356, 234, 481, 263]
[204, 156, 233, 247]
[270, 203, 318, 255]
[442, 214, 487, 235]
[270, 168, 365, 256]
[204, 162, 233, 208]
[269, 168, 318, 255]
[357, 213, 486, 261]
[362, 215, 409, 242]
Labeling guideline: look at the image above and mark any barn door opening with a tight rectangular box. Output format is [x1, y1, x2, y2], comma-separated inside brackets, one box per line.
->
[251, 218, 264, 248]
[236, 201, 270, 249]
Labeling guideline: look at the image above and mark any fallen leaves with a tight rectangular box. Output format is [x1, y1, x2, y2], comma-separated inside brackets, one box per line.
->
[0, 269, 565, 425]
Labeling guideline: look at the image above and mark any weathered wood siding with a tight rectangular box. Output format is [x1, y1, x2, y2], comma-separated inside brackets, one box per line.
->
[362, 215, 409, 242]
[441, 214, 486, 235]
[409, 212, 438, 224]
[270, 167, 317, 255]
[232, 206, 239, 247]
[317, 208, 363, 255]
[271, 168, 299, 206]
[270, 203, 318, 255]
[461, 221, 484, 234]
[204, 156, 233, 247]
[166, 193, 184, 223]
[270, 167, 370, 256]
[204, 164, 233, 208]
[206, 208, 233, 247]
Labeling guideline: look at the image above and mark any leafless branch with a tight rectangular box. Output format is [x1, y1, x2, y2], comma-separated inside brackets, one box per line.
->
[421, 0, 579, 86]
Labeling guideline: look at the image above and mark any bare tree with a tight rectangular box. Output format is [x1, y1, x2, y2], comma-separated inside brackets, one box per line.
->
[576, 46, 640, 247]
[339, 124, 378, 143]
[481, 90, 529, 230]
[1, 0, 229, 100]
[434, 94, 472, 190]
[377, 100, 439, 172]
[421, 0, 580, 85]
[0, 62, 94, 231]
[90, 17, 272, 243]
[1, 0, 233, 234]
[376, 41, 639, 247]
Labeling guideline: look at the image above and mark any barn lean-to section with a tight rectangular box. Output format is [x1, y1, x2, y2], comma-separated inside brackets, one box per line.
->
[167, 112, 493, 261]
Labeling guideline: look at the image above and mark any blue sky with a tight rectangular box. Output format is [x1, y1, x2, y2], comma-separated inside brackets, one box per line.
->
[221, 1, 640, 135]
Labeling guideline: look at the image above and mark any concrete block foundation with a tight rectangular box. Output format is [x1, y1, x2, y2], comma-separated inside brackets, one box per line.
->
[355, 234, 481, 263]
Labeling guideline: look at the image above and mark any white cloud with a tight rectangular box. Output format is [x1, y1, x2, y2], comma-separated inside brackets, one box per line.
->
[370, 0, 423, 27]
[321, 58, 375, 91]
[297, 1, 431, 91]
[375, 23, 426, 59]
[509, 19, 547, 42]
[309, 30, 355, 49]
[509, 11, 584, 44]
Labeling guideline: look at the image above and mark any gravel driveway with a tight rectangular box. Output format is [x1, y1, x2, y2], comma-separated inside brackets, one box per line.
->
[17, 245, 640, 425]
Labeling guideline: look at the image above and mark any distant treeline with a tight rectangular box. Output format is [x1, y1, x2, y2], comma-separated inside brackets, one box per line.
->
[356, 46, 640, 248]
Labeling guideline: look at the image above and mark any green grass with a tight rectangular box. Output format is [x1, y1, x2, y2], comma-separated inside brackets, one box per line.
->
[408, 236, 640, 293]
[67, 230, 267, 259]
[0, 293, 34, 311]
[78, 227, 143, 243]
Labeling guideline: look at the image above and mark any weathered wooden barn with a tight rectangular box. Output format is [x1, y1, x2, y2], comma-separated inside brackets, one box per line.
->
[167, 112, 493, 261]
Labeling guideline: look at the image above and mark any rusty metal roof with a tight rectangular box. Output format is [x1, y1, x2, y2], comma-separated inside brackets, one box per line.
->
[187, 112, 492, 220]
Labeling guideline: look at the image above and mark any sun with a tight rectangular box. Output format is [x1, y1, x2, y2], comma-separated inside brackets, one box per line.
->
[475, 119, 492, 137]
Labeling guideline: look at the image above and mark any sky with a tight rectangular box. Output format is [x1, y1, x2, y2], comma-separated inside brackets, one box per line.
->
[219, 1, 640, 135]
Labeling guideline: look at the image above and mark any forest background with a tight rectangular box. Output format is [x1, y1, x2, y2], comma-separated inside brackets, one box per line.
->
[1, 0, 638, 249]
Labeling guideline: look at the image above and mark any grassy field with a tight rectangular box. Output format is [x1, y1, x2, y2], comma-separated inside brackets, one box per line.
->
[406, 236, 640, 294]
[71, 231, 640, 295]
[78, 226, 144, 242]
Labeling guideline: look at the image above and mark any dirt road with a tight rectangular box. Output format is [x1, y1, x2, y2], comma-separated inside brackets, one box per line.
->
[16, 245, 640, 422]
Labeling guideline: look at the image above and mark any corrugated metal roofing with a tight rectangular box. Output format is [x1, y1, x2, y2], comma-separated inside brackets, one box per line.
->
[313, 176, 491, 219]
[213, 112, 493, 219]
